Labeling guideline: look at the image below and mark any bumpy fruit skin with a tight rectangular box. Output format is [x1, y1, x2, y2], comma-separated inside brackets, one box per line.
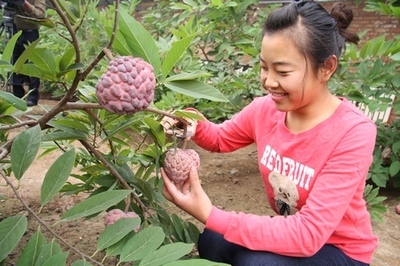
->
[104, 209, 140, 232]
[163, 148, 200, 184]
[96, 56, 156, 115]
[185, 149, 200, 168]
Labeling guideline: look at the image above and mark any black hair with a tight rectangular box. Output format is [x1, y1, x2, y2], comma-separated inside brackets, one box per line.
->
[263, 0, 359, 74]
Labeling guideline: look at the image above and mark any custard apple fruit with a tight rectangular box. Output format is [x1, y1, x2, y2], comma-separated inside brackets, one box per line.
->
[164, 148, 200, 184]
[104, 209, 140, 232]
[96, 56, 156, 114]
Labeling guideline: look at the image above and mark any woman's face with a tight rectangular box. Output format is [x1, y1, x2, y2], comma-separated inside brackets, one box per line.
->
[260, 33, 324, 113]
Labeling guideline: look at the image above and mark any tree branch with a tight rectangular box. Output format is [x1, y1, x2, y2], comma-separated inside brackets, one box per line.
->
[0, 171, 103, 265]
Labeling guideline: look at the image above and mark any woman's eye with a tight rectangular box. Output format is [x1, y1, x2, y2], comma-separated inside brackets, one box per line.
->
[278, 71, 288, 75]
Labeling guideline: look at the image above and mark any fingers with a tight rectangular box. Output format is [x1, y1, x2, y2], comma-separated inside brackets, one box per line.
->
[160, 117, 178, 132]
[160, 109, 199, 139]
[161, 168, 176, 201]
[187, 166, 202, 190]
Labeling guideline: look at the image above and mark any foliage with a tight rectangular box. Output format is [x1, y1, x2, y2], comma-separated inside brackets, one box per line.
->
[360, 0, 400, 17]
[140, 0, 273, 121]
[332, 0, 400, 219]
[0, 0, 232, 265]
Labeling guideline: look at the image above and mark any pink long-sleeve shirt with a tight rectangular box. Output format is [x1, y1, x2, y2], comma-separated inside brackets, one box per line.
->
[192, 95, 378, 264]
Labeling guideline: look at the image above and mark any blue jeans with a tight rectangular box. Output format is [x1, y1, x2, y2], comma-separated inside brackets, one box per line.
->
[198, 229, 369, 266]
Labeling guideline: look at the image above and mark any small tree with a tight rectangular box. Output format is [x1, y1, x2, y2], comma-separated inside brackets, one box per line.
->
[0, 0, 229, 264]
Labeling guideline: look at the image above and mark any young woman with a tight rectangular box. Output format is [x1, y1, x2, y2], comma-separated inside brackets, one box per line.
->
[161, 1, 378, 265]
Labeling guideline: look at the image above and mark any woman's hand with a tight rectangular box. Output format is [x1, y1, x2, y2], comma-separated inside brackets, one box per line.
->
[161, 166, 212, 224]
[160, 109, 200, 140]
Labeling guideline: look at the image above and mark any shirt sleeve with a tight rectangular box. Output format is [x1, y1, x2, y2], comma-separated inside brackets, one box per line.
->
[192, 98, 262, 152]
[21, 0, 46, 18]
[205, 120, 377, 256]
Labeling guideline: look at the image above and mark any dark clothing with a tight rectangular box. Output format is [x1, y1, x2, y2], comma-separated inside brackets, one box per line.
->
[198, 229, 369, 266]
[10, 0, 46, 104]
[11, 29, 40, 103]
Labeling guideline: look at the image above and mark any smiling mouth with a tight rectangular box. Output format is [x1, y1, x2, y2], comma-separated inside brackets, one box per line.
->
[270, 92, 287, 97]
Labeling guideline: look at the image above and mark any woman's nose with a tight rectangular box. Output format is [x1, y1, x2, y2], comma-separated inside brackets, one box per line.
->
[263, 74, 279, 89]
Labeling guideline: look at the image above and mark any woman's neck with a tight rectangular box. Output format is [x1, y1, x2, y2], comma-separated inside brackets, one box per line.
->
[285, 93, 341, 134]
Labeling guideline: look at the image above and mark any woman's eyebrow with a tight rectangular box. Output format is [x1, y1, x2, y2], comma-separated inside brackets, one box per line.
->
[259, 56, 292, 66]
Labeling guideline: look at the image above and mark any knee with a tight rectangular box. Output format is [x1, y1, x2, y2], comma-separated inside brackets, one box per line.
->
[197, 229, 222, 261]
[198, 229, 242, 264]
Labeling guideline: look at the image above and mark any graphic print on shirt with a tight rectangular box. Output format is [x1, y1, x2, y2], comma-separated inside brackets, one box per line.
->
[269, 172, 299, 216]
[260, 144, 315, 190]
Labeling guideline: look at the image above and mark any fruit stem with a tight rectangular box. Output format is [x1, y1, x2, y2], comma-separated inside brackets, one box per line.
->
[182, 138, 188, 150]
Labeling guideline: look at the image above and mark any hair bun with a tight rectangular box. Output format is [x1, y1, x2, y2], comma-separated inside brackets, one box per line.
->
[330, 3, 359, 44]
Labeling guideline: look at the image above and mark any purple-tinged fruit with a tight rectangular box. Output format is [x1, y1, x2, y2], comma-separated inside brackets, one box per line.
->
[96, 56, 156, 115]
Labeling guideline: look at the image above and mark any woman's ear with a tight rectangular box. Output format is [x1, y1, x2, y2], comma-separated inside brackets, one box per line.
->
[319, 55, 338, 82]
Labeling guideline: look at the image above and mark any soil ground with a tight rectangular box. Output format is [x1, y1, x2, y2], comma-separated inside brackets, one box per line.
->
[0, 100, 399, 265]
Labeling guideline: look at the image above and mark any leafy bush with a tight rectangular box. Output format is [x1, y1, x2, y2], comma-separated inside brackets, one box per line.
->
[0, 0, 230, 264]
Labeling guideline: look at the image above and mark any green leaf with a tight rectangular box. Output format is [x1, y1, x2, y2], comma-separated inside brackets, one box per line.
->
[57, 63, 84, 78]
[42, 129, 88, 141]
[106, 231, 136, 257]
[359, 40, 371, 59]
[161, 35, 196, 79]
[41, 252, 68, 266]
[52, 119, 89, 132]
[366, 187, 379, 202]
[71, 260, 93, 266]
[59, 46, 76, 71]
[29, 48, 57, 76]
[371, 173, 387, 188]
[17, 231, 47, 266]
[389, 161, 400, 177]
[0, 216, 28, 262]
[1, 31, 21, 62]
[165, 71, 212, 82]
[392, 142, 400, 155]
[57, 0, 78, 24]
[165, 80, 228, 102]
[120, 227, 165, 262]
[14, 38, 42, 73]
[61, 190, 132, 221]
[367, 196, 387, 206]
[34, 241, 63, 266]
[11, 125, 41, 179]
[41, 148, 76, 206]
[0, 31, 21, 78]
[107, 26, 132, 56]
[138, 242, 194, 266]
[0, 90, 27, 111]
[18, 16, 56, 28]
[143, 117, 166, 147]
[117, 9, 161, 77]
[19, 64, 47, 81]
[97, 217, 141, 251]
[392, 75, 400, 88]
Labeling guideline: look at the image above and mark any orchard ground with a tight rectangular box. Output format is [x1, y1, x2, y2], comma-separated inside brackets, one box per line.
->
[0, 100, 399, 265]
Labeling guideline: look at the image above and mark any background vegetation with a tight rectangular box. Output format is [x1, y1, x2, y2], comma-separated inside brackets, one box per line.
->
[0, 0, 398, 265]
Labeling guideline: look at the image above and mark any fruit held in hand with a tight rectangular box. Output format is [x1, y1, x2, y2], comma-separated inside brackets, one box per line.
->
[104, 209, 140, 232]
[185, 148, 200, 168]
[96, 56, 156, 114]
[164, 148, 200, 184]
